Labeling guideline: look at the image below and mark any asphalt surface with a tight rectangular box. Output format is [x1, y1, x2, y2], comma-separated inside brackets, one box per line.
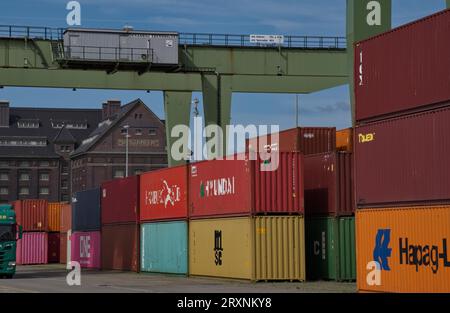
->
[0, 264, 356, 293]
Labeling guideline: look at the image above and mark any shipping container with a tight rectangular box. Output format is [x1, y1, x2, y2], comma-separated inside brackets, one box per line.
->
[71, 231, 101, 269]
[141, 221, 188, 274]
[16, 232, 48, 265]
[48, 202, 63, 232]
[140, 166, 188, 222]
[306, 217, 356, 281]
[356, 206, 450, 293]
[60, 232, 68, 265]
[63, 28, 179, 65]
[101, 176, 139, 225]
[336, 128, 353, 152]
[60, 203, 72, 233]
[355, 9, 450, 122]
[355, 107, 450, 207]
[72, 188, 101, 232]
[190, 152, 304, 218]
[189, 216, 305, 281]
[102, 224, 139, 272]
[47, 233, 60, 264]
[304, 152, 354, 216]
[246, 127, 336, 155]
[13, 199, 48, 232]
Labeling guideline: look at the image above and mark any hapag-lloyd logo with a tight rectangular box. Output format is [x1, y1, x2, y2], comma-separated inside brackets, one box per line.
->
[200, 177, 236, 198]
[144, 180, 181, 208]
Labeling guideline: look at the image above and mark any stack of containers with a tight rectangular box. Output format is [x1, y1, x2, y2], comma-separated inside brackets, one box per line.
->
[101, 176, 140, 272]
[59, 203, 72, 266]
[47, 203, 63, 264]
[71, 188, 101, 269]
[139, 166, 189, 275]
[354, 9, 450, 293]
[303, 146, 356, 282]
[13, 200, 48, 265]
[189, 152, 305, 281]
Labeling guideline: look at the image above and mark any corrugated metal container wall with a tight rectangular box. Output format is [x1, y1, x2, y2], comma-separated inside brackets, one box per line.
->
[355, 107, 450, 207]
[101, 224, 139, 272]
[13, 199, 48, 232]
[72, 188, 101, 232]
[304, 152, 354, 216]
[355, 9, 450, 122]
[101, 176, 139, 224]
[71, 231, 101, 269]
[189, 152, 304, 218]
[189, 216, 305, 281]
[336, 128, 353, 152]
[356, 206, 450, 293]
[306, 217, 356, 281]
[60, 232, 68, 264]
[141, 221, 188, 274]
[140, 166, 188, 222]
[48, 202, 62, 232]
[16, 232, 48, 265]
[60, 203, 72, 233]
[47, 233, 60, 264]
[247, 127, 336, 155]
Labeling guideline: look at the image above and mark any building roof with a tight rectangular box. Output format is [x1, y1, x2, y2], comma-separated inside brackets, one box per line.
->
[0, 107, 102, 158]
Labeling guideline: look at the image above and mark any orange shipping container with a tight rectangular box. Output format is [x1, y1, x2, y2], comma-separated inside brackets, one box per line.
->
[48, 202, 63, 232]
[356, 206, 450, 293]
[60, 204, 72, 233]
[336, 128, 352, 152]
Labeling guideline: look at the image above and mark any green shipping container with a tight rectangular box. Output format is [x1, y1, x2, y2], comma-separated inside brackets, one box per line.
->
[306, 216, 356, 281]
[141, 221, 188, 274]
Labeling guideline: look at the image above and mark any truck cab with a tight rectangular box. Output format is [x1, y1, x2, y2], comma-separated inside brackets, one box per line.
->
[0, 204, 22, 279]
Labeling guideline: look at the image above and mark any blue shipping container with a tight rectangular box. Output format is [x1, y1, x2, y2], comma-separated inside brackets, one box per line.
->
[141, 221, 188, 274]
[72, 188, 101, 232]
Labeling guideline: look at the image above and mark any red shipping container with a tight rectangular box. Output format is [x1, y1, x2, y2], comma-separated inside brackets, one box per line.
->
[246, 127, 336, 155]
[101, 176, 139, 224]
[304, 152, 354, 216]
[47, 233, 60, 264]
[355, 106, 450, 207]
[13, 199, 48, 232]
[101, 223, 139, 272]
[189, 152, 304, 218]
[16, 232, 48, 265]
[71, 231, 101, 269]
[60, 203, 71, 233]
[355, 9, 450, 122]
[140, 166, 188, 222]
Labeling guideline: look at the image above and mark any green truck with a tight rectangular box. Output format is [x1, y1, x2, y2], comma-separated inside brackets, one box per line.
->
[0, 204, 22, 278]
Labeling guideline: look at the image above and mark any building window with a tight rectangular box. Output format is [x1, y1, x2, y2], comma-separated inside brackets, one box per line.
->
[62, 194, 69, 202]
[17, 120, 39, 128]
[139, 114, 143, 119]
[19, 161, 30, 167]
[0, 173, 8, 181]
[62, 166, 69, 174]
[39, 187, 49, 195]
[19, 187, 29, 195]
[0, 161, 8, 167]
[40, 161, 50, 167]
[135, 129, 142, 135]
[0, 187, 8, 195]
[61, 145, 72, 152]
[19, 173, 30, 181]
[114, 169, 125, 178]
[39, 173, 49, 181]
[149, 129, 156, 136]
[134, 169, 143, 175]
[61, 179, 68, 188]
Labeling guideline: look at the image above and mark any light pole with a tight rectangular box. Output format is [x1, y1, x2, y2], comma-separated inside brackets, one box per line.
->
[122, 125, 130, 177]
[192, 98, 200, 161]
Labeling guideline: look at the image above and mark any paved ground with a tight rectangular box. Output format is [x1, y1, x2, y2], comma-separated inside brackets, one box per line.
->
[0, 264, 356, 293]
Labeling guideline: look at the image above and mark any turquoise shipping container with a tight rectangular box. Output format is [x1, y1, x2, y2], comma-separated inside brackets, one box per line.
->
[140, 221, 188, 274]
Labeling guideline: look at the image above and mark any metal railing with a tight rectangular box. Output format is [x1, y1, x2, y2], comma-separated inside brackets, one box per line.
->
[62, 45, 153, 62]
[0, 25, 346, 50]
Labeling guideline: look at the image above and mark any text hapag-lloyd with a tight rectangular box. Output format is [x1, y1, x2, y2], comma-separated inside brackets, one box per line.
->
[202, 177, 236, 198]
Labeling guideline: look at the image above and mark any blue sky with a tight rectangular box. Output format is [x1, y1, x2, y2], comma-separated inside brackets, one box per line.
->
[0, 0, 446, 136]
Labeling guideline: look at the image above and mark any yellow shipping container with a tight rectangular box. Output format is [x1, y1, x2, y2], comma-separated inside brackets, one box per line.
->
[189, 216, 305, 281]
[48, 202, 63, 232]
[356, 206, 450, 293]
[336, 128, 353, 152]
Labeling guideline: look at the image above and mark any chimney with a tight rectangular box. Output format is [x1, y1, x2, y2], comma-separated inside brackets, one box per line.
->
[0, 100, 9, 128]
[102, 100, 121, 120]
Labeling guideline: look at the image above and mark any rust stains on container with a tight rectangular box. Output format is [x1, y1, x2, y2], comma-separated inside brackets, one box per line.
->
[13, 200, 48, 232]
[304, 152, 354, 216]
[356, 206, 450, 293]
[355, 9, 450, 122]
[189, 152, 304, 218]
[355, 106, 450, 208]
